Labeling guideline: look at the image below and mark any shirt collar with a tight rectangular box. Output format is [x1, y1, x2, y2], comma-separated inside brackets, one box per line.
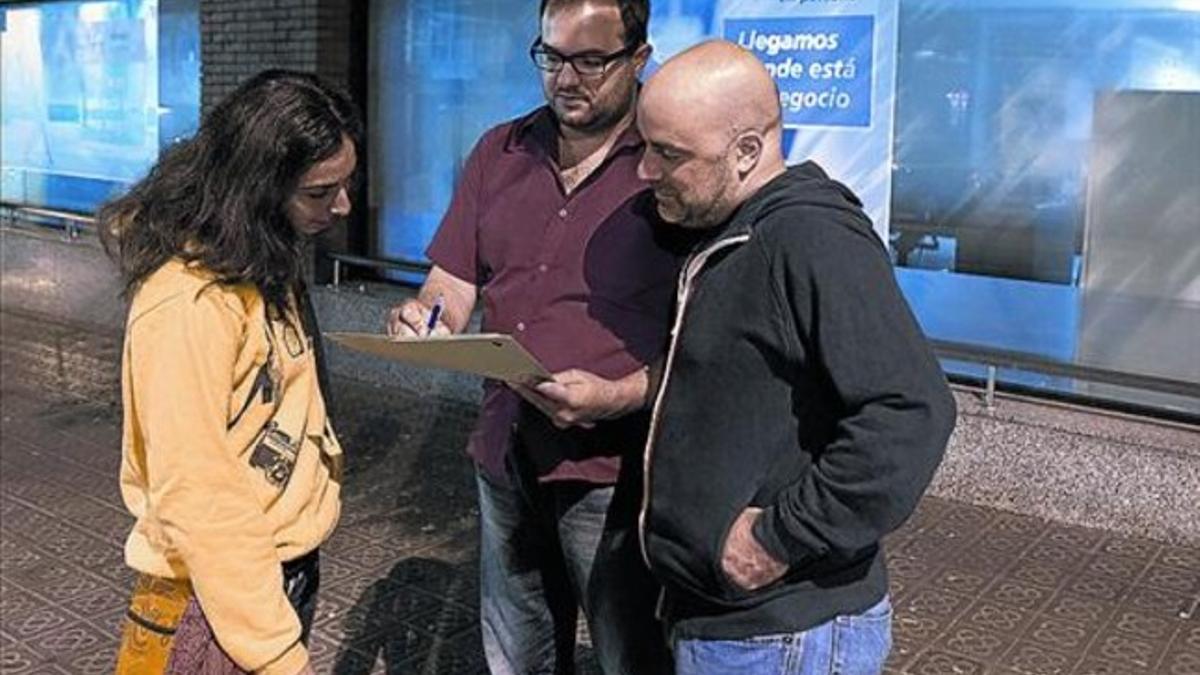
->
[507, 105, 644, 161]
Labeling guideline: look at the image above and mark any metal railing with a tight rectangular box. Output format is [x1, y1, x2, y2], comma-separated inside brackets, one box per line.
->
[0, 202, 94, 240]
[931, 338, 1200, 411]
[3, 203, 1196, 418]
[326, 251, 430, 286]
[0, 202, 433, 282]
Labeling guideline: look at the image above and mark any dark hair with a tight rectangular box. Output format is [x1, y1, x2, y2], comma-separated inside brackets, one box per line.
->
[99, 69, 363, 314]
[539, 0, 650, 48]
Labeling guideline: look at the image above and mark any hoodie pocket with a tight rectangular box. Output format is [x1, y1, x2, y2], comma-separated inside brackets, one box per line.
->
[648, 501, 751, 607]
[707, 506, 760, 603]
[709, 502, 800, 604]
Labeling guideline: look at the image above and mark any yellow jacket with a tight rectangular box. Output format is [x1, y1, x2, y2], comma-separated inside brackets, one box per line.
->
[119, 259, 342, 674]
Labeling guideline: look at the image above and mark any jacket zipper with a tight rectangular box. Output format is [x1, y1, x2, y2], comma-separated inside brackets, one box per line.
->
[638, 233, 751, 569]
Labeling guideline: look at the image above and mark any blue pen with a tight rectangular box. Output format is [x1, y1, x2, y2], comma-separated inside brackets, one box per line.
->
[425, 294, 444, 336]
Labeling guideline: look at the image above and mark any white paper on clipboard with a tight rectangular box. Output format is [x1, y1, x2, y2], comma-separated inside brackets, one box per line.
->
[325, 332, 551, 384]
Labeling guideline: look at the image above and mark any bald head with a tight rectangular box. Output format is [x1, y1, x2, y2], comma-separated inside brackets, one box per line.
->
[643, 41, 782, 154]
[637, 40, 787, 229]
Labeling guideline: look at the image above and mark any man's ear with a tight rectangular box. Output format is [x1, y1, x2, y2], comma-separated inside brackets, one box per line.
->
[633, 43, 653, 77]
[734, 132, 764, 175]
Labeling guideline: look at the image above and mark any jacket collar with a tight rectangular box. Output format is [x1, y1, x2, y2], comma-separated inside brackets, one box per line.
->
[693, 167, 796, 250]
[695, 160, 848, 250]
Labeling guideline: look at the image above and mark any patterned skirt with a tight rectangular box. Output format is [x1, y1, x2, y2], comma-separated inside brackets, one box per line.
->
[113, 574, 244, 674]
[113, 550, 319, 674]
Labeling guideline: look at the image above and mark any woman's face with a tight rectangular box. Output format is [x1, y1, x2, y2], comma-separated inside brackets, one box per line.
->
[286, 134, 358, 236]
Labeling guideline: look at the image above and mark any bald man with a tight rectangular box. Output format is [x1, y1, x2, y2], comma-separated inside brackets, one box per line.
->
[631, 41, 957, 673]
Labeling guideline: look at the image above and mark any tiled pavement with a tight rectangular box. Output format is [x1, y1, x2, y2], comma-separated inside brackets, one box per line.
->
[1, 307, 1197, 674]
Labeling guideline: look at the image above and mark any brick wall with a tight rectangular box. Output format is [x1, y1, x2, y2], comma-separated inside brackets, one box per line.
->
[199, 0, 356, 114]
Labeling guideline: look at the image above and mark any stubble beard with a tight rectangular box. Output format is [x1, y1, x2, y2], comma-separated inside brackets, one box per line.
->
[554, 80, 635, 137]
[687, 165, 737, 230]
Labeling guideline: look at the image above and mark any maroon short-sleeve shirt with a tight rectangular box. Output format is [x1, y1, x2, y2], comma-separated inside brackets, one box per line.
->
[427, 107, 686, 484]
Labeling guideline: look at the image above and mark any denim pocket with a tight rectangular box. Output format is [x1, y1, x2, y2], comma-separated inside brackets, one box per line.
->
[831, 596, 892, 674]
[676, 635, 792, 675]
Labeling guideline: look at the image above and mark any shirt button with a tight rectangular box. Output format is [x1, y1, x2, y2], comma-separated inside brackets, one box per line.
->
[516, 322, 526, 332]
[558, 208, 568, 218]
[538, 264, 548, 273]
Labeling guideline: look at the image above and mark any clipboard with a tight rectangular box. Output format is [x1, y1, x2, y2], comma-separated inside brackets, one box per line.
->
[325, 332, 551, 384]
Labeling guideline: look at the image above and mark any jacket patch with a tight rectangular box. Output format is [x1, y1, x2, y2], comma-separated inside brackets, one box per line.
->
[249, 422, 298, 488]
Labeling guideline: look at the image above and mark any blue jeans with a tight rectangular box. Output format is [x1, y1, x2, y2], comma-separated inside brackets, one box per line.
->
[674, 596, 893, 675]
[477, 462, 670, 674]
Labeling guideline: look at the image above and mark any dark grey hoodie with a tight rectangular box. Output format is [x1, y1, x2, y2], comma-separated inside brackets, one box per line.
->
[641, 161, 956, 640]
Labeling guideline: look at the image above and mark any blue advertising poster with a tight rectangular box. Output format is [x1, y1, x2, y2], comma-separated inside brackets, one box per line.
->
[725, 15, 874, 128]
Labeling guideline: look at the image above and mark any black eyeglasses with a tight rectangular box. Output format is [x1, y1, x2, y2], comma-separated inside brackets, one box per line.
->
[529, 39, 638, 78]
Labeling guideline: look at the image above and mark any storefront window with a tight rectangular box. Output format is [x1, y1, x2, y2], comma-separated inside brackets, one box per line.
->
[0, 0, 199, 213]
[368, 0, 544, 279]
[368, 0, 1199, 415]
[892, 1, 1199, 414]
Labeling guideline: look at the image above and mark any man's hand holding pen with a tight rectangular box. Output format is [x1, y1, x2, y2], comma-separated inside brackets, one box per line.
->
[387, 295, 450, 338]
[384, 279, 656, 431]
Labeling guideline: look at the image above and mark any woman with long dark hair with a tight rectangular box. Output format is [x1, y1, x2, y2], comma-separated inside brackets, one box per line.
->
[102, 69, 361, 675]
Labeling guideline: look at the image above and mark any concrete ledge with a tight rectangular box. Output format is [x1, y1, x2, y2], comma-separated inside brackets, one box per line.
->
[937, 389, 1200, 545]
[1, 224, 127, 333]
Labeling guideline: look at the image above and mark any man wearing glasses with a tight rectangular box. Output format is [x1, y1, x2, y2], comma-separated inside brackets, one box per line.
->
[387, 1, 680, 672]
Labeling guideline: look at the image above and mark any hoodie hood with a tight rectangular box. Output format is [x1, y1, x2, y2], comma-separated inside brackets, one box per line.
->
[707, 161, 876, 247]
